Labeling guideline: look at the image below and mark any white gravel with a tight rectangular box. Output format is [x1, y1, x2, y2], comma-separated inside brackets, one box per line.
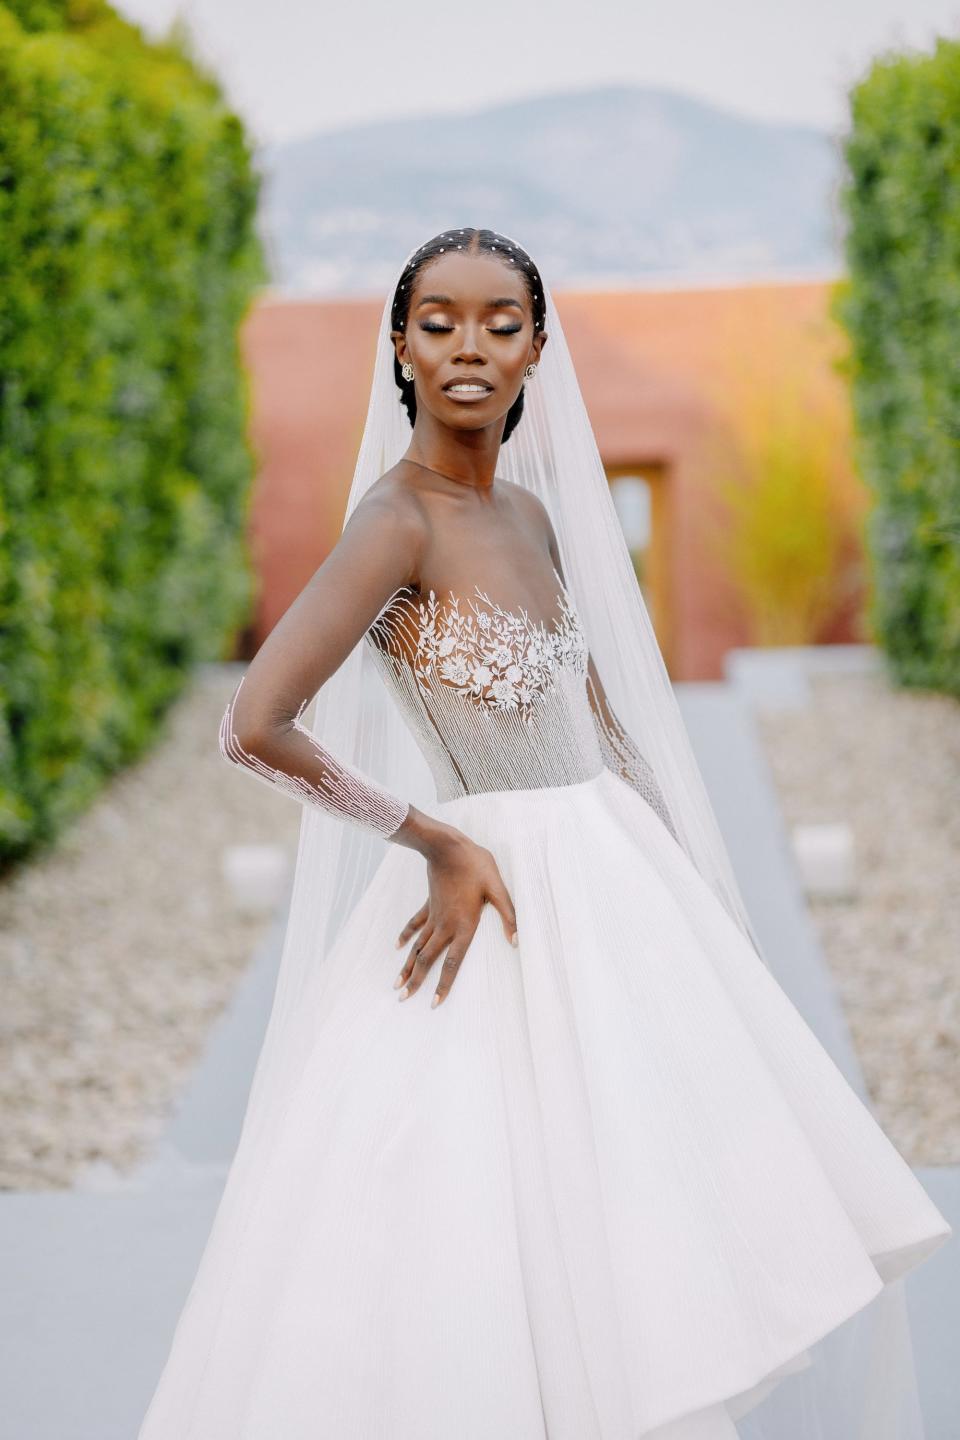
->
[755, 668, 960, 1166]
[0, 665, 300, 1191]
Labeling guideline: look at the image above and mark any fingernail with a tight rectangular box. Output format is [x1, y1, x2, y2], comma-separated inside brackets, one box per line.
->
[430, 994, 440, 1008]
[398, 986, 410, 1001]
[395, 937, 404, 949]
[511, 932, 519, 947]
[393, 970, 405, 989]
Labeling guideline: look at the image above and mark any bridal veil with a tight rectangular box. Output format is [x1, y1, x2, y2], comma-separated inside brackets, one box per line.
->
[218, 235, 935, 1439]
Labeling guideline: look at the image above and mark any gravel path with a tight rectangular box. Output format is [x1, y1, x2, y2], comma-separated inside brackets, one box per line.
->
[0, 665, 300, 1191]
[755, 668, 960, 1166]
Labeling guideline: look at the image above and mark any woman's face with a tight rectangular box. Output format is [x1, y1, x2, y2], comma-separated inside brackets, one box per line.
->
[391, 250, 547, 432]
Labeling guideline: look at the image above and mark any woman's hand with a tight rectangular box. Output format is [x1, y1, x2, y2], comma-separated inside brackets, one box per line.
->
[389, 818, 518, 1009]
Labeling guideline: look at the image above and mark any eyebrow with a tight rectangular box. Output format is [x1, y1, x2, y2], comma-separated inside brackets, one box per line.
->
[415, 293, 524, 311]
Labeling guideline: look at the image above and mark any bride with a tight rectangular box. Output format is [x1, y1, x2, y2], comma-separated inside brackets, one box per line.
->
[138, 228, 951, 1439]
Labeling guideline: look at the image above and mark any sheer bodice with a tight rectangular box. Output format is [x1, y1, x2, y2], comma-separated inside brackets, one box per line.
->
[219, 555, 677, 843]
[364, 572, 605, 802]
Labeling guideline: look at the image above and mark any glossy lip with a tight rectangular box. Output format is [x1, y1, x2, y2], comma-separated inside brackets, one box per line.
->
[442, 378, 494, 403]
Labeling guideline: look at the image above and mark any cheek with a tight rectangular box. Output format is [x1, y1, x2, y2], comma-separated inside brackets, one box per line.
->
[407, 341, 443, 376]
[502, 353, 530, 387]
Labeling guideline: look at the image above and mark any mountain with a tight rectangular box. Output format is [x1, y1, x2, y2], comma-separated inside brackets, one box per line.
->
[255, 84, 843, 296]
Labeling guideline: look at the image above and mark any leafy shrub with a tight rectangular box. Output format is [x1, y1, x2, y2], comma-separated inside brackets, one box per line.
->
[706, 301, 867, 648]
[0, 1, 268, 863]
[834, 36, 960, 694]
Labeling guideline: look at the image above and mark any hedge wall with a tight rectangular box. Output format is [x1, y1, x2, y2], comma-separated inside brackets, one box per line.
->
[0, 0, 268, 864]
[834, 36, 960, 695]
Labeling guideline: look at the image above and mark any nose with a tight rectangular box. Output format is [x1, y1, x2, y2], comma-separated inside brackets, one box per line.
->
[452, 318, 487, 364]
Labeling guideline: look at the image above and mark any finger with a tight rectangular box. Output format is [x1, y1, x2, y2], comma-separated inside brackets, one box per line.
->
[398, 928, 435, 999]
[431, 936, 471, 1008]
[393, 947, 418, 989]
[400, 929, 450, 1000]
[393, 919, 432, 989]
[486, 876, 518, 947]
[395, 901, 429, 949]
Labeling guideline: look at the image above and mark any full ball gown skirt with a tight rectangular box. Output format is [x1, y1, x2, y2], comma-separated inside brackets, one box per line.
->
[138, 764, 951, 1440]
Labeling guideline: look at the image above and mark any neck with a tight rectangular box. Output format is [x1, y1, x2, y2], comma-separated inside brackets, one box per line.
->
[403, 422, 502, 493]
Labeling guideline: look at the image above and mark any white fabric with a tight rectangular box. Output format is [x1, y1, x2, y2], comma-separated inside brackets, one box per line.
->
[137, 238, 952, 1437]
[138, 766, 950, 1437]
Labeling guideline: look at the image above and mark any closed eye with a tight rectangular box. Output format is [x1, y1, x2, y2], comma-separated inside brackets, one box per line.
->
[419, 322, 523, 335]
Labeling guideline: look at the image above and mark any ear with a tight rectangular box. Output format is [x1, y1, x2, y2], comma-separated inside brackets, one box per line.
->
[531, 330, 548, 363]
[390, 329, 408, 366]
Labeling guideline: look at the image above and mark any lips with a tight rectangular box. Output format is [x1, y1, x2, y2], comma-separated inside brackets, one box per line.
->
[442, 378, 493, 392]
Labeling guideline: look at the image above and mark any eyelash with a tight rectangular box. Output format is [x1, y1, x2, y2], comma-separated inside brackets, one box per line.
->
[419, 322, 522, 335]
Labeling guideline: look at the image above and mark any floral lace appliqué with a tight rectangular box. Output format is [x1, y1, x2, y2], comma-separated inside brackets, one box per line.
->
[413, 584, 587, 719]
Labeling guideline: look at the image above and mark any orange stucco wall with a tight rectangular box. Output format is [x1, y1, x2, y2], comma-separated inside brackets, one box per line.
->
[238, 279, 863, 680]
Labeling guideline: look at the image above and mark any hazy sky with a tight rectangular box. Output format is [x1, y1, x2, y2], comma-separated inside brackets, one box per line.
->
[114, 0, 960, 146]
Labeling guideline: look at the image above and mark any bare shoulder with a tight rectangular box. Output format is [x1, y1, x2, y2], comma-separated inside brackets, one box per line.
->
[346, 470, 430, 545]
[500, 479, 556, 544]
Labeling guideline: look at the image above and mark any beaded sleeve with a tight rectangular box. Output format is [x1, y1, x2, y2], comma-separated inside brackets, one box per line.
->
[585, 664, 679, 841]
[218, 671, 410, 840]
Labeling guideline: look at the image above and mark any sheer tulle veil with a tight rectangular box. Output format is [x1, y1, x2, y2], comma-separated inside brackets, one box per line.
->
[219, 236, 930, 1437]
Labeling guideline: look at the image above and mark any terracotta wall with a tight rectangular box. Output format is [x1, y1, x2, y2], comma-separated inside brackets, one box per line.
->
[238, 279, 864, 680]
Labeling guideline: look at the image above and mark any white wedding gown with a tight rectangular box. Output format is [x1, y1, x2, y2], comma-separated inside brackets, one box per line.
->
[138, 571, 951, 1440]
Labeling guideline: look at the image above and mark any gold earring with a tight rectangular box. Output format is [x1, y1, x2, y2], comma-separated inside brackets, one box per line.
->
[401, 362, 414, 381]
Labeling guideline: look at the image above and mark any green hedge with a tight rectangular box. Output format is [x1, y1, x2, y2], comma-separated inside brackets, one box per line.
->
[0, 0, 268, 864]
[834, 36, 960, 694]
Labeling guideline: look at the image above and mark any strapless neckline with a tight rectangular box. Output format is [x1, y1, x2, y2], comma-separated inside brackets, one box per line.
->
[377, 561, 577, 636]
[367, 567, 588, 718]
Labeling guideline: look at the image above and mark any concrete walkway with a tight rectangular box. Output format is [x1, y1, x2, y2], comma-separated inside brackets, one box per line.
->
[0, 667, 955, 1440]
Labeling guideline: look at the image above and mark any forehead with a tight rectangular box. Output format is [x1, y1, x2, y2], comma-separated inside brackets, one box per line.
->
[410, 250, 528, 305]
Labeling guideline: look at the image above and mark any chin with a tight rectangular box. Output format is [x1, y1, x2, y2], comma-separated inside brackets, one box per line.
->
[427, 401, 509, 433]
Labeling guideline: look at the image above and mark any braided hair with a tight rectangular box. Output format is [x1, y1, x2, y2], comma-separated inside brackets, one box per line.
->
[390, 227, 546, 444]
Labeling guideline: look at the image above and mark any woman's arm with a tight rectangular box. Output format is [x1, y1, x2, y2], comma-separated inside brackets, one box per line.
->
[221, 482, 520, 1006]
[219, 486, 421, 841]
[583, 652, 678, 840]
[534, 491, 679, 841]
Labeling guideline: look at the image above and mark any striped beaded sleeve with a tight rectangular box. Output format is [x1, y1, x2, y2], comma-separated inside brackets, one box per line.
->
[585, 653, 678, 841]
[218, 672, 409, 839]
[216, 488, 420, 841]
[537, 492, 679, 842]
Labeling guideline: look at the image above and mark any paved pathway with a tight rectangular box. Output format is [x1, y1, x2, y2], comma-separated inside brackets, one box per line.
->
[0, 665, 955, 1440]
